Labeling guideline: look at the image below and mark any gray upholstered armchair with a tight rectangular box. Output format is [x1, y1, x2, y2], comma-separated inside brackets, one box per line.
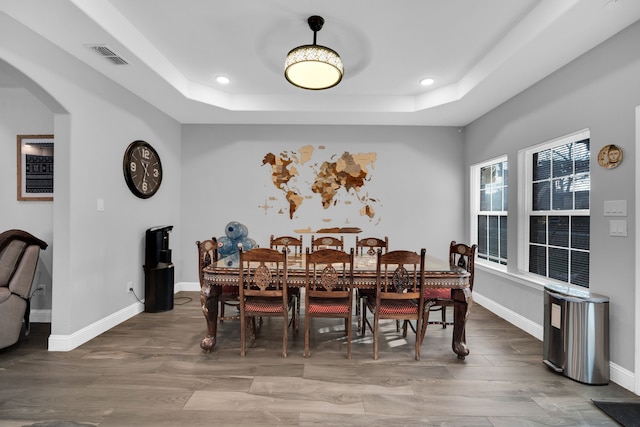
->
[0, 229, 47, 350]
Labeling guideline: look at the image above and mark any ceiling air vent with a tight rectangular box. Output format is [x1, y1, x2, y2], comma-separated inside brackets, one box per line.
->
[86, 45, 129, 65]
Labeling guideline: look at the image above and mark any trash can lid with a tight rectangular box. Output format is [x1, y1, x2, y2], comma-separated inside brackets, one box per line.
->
[544, 284, 609, 302]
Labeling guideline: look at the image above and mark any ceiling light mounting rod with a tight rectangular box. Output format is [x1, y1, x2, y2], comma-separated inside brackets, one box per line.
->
[308, 15, 324, 45]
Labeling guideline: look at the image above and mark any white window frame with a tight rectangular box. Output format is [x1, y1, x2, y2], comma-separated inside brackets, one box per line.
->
[470, 155, 508, 270]
[517, 128, 590, 286]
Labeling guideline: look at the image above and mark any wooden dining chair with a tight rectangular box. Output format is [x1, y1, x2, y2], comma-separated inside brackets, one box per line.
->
[355, 236, 389, 256]
[363, 249, 426, 360]
[423, 241, 477, 338]
[270, 234, 303, 256]
[310, 235, 344, 252]
[238, 247, 292, 357]
[269, 234, 303, 332]
[354, 236, 389, 335]
[304, 248, 355, 359]
[196, 238, 240, 323]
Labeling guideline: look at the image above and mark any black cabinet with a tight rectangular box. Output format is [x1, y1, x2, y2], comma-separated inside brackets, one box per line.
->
[144, 225, 174, 313]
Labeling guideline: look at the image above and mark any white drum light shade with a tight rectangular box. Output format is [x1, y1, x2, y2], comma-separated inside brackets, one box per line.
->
[285, 45, 343, 90]
[284, 16, 343, 90]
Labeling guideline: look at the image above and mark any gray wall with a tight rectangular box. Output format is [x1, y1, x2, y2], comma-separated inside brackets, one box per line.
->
[465, 20, 640, 371]
[1, 13, 182, 340]
[180, 124, 465, 283]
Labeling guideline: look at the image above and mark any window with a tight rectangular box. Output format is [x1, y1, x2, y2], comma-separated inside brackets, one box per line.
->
[471, 156, 508, 266]
[521, 130, 590, 287]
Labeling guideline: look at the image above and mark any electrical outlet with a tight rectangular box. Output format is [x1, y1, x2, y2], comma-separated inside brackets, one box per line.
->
[127, 281, 133, 293]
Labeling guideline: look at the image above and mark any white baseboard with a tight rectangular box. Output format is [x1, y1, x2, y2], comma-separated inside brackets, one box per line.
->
[45, 282, 197, 352]
[610, 362, 636, 392]
[48, 302, 144, 351]
[472, 292, 543, 340]
[473, 291, 637, 395]
[30, 309, 52, 323]
[176, 281, 200, 292]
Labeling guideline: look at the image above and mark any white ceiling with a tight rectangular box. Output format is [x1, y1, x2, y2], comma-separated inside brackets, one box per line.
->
[2, 0, 640, 126]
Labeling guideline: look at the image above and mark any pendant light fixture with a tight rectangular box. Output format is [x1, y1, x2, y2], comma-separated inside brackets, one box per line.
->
[284, 15, 343, 90]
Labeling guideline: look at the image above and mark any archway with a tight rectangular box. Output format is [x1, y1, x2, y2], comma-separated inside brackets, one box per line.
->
[0, 59, 68, 348]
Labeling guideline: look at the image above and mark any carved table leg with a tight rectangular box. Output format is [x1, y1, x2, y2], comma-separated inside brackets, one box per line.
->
[200, 283, 221, 351]
[451, 288, 470, 360]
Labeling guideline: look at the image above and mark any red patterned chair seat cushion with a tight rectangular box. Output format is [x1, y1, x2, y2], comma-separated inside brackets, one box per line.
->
[308, 298, 350, 315]
[423, 288, 451, 300]
[244, 297, 285, 313]
[368, 299, 418, 315]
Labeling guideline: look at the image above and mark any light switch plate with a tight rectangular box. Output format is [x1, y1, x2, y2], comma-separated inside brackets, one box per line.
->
[609, 219, 627, 237]
[604, 200, 626, 216]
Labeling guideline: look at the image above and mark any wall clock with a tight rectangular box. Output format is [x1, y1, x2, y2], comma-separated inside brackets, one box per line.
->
[597, 144, 623, 169]
[122, 140, 163, 198]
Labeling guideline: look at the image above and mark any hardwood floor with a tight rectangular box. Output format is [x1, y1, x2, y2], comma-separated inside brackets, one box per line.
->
[1, 291, 638, 426]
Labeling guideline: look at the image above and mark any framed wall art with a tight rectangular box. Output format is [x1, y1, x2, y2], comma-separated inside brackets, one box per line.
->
[17, 134, 54, 201]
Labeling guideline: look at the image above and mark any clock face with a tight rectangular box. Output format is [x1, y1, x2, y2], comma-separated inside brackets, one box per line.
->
[123, 140, 163, 198]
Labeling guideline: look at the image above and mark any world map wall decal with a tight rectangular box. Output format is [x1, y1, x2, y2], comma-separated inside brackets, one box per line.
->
[261, 145, 380, 227]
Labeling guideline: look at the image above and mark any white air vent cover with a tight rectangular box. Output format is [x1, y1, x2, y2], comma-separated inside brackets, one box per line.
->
[86, 45, 128, 65]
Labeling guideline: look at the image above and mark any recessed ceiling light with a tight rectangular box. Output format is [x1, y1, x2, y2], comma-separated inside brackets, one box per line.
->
[216, 76, 230, 85]
[420, 78, 435, 86]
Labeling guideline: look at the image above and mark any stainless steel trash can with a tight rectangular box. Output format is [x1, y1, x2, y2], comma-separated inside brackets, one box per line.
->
[543, 284, 609, 384]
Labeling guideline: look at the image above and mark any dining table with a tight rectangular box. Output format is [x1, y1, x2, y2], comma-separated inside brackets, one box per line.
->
[200, 252, 473, 359]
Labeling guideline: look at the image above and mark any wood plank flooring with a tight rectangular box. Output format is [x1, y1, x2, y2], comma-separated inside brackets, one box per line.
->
[1, 291, 639, 426]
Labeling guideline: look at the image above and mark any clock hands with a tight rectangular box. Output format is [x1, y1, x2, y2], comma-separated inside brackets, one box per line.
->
[141, 161, 150, 182]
